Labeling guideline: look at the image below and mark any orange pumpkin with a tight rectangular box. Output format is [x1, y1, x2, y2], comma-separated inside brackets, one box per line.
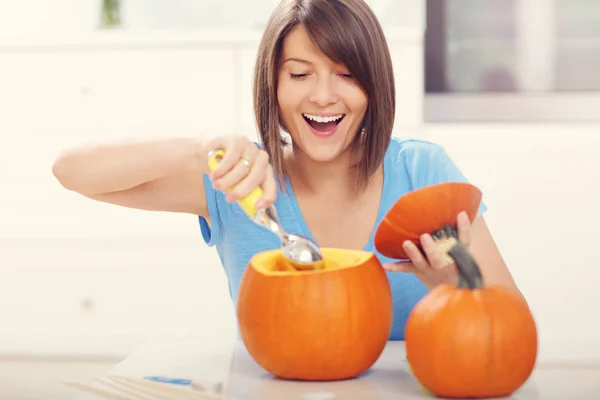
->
[375, 182, 538, 398]
[237, 248, 393, 381]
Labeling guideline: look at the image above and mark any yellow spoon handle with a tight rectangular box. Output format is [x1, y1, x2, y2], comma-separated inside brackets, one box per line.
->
[207, 149, 263, 218]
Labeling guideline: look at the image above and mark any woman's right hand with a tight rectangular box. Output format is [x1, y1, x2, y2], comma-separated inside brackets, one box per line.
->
[206, 135, 277, 210]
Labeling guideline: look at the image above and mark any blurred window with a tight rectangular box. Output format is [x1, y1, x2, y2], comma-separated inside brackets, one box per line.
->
[425, 0, 600, 122]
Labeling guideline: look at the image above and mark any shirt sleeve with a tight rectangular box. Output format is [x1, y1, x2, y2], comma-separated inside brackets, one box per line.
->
[198, 173, 231, 247]
[402, 140, 488, 216]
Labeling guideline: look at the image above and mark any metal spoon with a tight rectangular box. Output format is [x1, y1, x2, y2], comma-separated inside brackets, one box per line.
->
[207, 149, 324, 270]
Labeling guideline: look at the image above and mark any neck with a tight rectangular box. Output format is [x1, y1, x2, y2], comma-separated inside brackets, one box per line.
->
[285, 145, 363, 197]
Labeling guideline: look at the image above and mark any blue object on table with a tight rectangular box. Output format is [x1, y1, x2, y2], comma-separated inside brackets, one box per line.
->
[143, 376, 193, 386]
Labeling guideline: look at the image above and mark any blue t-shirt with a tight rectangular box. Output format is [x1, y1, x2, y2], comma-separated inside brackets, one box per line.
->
[198, 137, 487, 340]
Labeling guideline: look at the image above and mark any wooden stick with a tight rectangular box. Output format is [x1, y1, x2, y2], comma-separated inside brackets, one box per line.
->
[94, 377, 166, 400]
[106, 376, 208, 400]
[99, 377, 174, 400]
[107, 376, 230, 400]
[63, 381, 138, 400]
[64, 376, 232, 400]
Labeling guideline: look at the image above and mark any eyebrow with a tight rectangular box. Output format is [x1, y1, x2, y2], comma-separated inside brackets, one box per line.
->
[283, 58, 313, 65]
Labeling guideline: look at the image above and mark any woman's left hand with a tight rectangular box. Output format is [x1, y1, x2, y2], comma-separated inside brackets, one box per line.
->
[382, 211, 471, 290]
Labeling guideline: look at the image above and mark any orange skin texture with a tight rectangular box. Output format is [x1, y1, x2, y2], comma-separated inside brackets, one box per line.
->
[405, 284, 538, 398]
[237, 249, 393, 381]
[375, 182, 482, 260]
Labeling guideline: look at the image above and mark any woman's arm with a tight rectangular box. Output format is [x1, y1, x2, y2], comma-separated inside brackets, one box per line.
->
[468, 215, 522, 294]
[52, 137, 212, 217]
[53, 134, 279, 225]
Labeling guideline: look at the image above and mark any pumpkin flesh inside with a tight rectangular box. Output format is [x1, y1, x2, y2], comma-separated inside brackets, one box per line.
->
[237, 248, 393, 381]
[250, 248, 373, 275]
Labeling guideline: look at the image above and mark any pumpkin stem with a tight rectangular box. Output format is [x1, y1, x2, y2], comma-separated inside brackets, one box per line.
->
[432, 224, 485, 289]
[457, 272, 471, 289]
[448, 242, 485, 289]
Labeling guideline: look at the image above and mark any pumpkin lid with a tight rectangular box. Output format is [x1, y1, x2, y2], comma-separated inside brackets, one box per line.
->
[374, 182, 482, 259]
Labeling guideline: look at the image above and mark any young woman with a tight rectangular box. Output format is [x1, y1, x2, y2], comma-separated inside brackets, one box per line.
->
[52, 0, 521, 340]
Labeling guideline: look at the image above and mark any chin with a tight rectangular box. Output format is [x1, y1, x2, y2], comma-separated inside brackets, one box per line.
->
[301, 146, 345, 162]
[294, 134, 356, 163]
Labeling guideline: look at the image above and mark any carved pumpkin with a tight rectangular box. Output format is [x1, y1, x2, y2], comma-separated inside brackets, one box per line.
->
[237, 248, 393, 381]
[375, 182, 538, 398]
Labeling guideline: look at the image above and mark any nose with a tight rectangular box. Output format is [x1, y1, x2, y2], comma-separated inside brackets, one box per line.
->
[308, 75, 339, 107]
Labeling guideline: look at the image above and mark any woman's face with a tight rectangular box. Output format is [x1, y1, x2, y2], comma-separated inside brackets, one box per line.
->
[277, 24, 368, 163]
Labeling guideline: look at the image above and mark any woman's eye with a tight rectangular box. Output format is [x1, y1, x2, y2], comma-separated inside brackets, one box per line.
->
[340, 74, 353, 79]
[290, 73, 307, 80]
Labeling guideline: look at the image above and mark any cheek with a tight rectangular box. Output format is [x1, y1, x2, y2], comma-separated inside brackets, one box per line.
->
[337, 82, 368, 116]
[277, 94, 293, 127]
[277, 82, 303, 118]
[349, 89, 368, 114]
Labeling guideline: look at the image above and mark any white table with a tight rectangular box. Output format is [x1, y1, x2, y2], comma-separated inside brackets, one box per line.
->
[72, 339, 600, 400]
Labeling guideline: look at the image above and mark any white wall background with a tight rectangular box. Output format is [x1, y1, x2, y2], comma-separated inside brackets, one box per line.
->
[0, 0, 598, 365]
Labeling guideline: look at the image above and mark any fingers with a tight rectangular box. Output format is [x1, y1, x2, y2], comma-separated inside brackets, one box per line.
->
[382, 261, 417, 273]
[389, 236, 454, 276]
[456, 211, 471, 246]
[401, 239, 431, 274]
[207, 136, 248, 180]
[420, 233, 452, 270]
[226, 149, 269, 201]
[212, 144, 258, 193]
[206, 137, 276, 208]
[383, 212, 470, 289]
[257, 164, 277, 209]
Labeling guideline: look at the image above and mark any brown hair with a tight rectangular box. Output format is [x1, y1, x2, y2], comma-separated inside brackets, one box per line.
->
[253, 0, 395, 191]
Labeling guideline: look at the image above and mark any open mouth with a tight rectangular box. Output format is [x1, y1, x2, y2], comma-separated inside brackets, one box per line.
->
[302, 113, 345, 134]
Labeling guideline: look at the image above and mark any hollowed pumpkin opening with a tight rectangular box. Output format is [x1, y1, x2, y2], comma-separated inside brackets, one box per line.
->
[250, 248, 373, 276]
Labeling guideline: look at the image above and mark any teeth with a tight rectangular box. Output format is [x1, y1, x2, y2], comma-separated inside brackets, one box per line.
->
[303, 113, 344, 123]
